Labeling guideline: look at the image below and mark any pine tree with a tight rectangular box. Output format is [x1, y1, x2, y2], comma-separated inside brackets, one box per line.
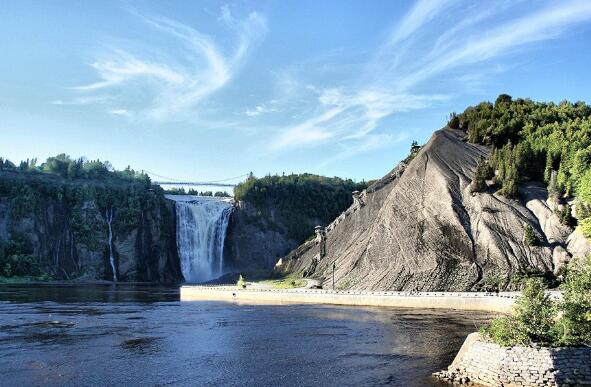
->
[471, 157, 494, 192]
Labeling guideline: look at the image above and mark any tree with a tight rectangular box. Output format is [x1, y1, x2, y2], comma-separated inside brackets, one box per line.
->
[495, 94, 513, 106]
[555, 256, 591, 346]
[448, 112, 460, 129]
[471, 157, 494, 192]
[500, 163, 518, 198]
[481, 278, 555, 346]
[524, 224, 539, 246]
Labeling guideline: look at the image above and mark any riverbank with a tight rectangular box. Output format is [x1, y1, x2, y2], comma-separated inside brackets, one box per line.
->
[180, 286, 523, 313]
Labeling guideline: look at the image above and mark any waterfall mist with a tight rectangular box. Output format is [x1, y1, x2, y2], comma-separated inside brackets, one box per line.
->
[166, 195, 233, 283]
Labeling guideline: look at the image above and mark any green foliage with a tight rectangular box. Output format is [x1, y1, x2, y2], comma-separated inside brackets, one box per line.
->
[483, 259, 591, 347]
[236, 274, 245, 288]
[556, 205, 575, 227]
[0, 233, 40, 278]
[459, 96, 591, 199]
[580, 217, 591, 238]
[471, 156, 494, 192]
[234, 173, 368, 243]
[524, 224, 539, 246]
[0, 154, 170, 279]
[481, 278, 556, 346]
[260, 271, 305, 289]
[480, 272, 503, 292]
[37, 154, 151, 184]
[480, 316, 528, 347]
[448, 112, 460, 129]
[513, 278, 556, 345]
[554, 256, 591, 346]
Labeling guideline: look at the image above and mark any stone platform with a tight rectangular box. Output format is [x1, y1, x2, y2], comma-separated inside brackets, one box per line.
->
[180, 286, 519, 313]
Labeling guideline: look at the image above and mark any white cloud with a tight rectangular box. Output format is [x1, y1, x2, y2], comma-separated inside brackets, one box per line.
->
[269, 0, 591, 159]
[109, 108, 131, 117]
[51, 95, 112, 105]
[397, 0, 591, 90]
[245, 104, 277, 117]
[270, 107, 343, 150]
[69, 7, 267, 121]
[388, 0, 455, 45]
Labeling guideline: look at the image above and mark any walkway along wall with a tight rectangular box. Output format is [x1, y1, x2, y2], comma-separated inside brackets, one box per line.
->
[180, 286, 517, 313]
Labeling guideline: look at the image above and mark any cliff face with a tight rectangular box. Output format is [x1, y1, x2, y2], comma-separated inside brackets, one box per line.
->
[0, 173, 182, 282]
[277, 128, 591, 291]
[224, 200, 301, 271]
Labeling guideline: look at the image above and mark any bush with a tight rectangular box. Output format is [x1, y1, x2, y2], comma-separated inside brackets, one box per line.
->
[524, 224, 540, 246]
[554, 256, 591, 346]
[471, 157, 494, 192]
[482, 258, 591, 347]
[236, 274, 245, 288]
[480, 316, 527, 347]
[448, 113, 460, 129]
[481, 278, 556, 346]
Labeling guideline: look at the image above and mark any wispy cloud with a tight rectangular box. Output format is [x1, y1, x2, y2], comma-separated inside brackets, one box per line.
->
[52, 95, 112, 105]
[109, 108, 131, 117]
[269, 0, 591, 160]
[388, 0, 455, 46]
[245, 103, 277, 117]
[69, 6, 267, 121]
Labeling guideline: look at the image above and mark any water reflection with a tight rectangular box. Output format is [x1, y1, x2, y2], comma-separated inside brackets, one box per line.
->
[0, 284, 492, 386]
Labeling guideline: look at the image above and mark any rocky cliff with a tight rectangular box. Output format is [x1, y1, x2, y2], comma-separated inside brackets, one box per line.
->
[224, 174, 367, 272]
[223, 200, 302, 271]
[0, 171, 182, 282]
[277, 128, 591, 291]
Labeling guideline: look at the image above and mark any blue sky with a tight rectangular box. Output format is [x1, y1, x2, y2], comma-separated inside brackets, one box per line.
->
[1, 0, 591, 183]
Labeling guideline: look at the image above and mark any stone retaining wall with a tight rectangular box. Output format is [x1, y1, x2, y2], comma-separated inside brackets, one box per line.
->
[434, 333, 591, 386]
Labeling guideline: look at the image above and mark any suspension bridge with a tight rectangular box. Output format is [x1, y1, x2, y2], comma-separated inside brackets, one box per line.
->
[146, 171, 250, 188]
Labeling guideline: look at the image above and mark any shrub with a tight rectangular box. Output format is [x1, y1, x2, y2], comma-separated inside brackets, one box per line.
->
[554, 256, 591, 346]
[480, 316, 528, 347]
[481, 278, 556, 346]
[236, 274, 245, 288]
[513, 278, 556, 345]
[448, 113, 460, 129]
[471, 157, 494, 192]
[482, 259, 591, 347]
[524, 224, 540, 246]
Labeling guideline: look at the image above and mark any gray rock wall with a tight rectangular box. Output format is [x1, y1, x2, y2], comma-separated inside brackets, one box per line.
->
[278, 128, 589, 291]
[435, 332, 591, 386]
[0, 193, 182, 282]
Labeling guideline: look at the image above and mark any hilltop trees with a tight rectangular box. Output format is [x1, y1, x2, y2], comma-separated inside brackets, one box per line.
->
[234, 173, 368, 242]
[458, 96, 591, 202]
[1, 154, 151, 185]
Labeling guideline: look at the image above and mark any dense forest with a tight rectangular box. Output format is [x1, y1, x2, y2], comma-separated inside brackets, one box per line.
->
[451, 95, 591, 235]
[234, 173, 368, 243]
[0, 154, 171, 279]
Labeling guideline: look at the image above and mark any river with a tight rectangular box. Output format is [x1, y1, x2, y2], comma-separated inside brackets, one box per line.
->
[0, 284, 493, 386]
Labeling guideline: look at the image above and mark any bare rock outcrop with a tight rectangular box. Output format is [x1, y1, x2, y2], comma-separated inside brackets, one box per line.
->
[278, 128, 580, 291]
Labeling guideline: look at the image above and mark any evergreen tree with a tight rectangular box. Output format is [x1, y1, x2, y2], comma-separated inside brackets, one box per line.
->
[471, 157, 494, 192]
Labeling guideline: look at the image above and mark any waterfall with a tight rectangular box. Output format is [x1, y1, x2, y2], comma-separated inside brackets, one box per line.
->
[166, 195, 233, 283]
[105, 208, 117, 282]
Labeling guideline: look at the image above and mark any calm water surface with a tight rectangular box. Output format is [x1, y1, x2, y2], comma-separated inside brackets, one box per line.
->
[0, 284, 493, 386]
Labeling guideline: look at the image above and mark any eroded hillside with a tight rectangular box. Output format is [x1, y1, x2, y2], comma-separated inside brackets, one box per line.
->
[277, 128, 591, 291]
